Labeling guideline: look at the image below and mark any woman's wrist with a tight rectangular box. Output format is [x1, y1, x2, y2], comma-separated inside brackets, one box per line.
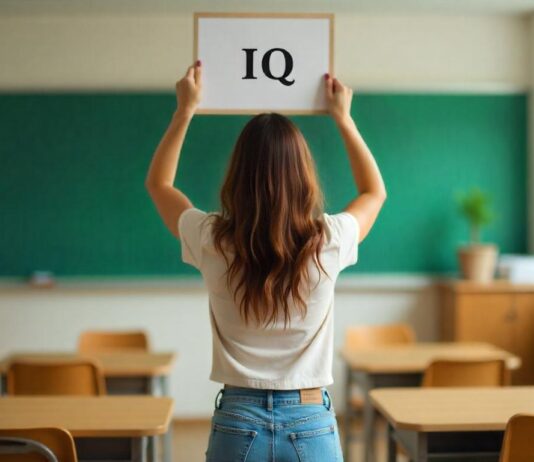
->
[173, 107, 195, 123]
[334, 113, 356, 130]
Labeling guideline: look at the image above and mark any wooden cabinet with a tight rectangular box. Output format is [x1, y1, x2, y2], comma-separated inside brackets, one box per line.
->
[440, 281, 534, 384]
[512, 294, 534, 384]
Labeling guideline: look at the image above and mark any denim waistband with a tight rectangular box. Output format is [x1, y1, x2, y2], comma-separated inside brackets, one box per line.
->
[215, 386, 332, 411]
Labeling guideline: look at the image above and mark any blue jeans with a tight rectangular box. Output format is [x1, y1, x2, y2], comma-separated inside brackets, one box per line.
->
[205, 386, 344, 461]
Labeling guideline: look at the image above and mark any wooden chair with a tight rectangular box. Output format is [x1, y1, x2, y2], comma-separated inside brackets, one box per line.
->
[422, 359, 510, 387]
[500, 414, 534, 462]
[344, 323, 416, 451]
[0, 427, 77, 462]
[6, 360, 106, 396]
[345, 323, 416, 407]
[344, 323, 416, 350]
[78, 330, 149, 354]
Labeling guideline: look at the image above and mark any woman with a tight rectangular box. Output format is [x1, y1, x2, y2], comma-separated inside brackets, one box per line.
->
[146, 60, 386, 461]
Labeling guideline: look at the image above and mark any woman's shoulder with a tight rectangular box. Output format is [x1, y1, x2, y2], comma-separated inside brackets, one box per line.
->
[321, 211, 360, 246]
[178, 208, 220, 241]
[180, 207, 219, 224]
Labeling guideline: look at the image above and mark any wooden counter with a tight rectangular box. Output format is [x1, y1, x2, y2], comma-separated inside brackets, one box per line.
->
[439, 280, 534, 384]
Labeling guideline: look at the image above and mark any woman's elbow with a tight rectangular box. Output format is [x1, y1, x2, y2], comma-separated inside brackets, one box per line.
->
[145, 179, 161, 194]
[376, 188, 387, 205]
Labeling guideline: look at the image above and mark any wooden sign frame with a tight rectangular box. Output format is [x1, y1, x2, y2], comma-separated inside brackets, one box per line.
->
[193, 12, 335, 115]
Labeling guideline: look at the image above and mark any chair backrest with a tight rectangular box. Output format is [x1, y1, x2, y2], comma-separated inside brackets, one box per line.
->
[344, 323, 416, 349]
[0, 427, 77, 462]
[7, 360, 106, 396]
[422, 359, 509, 387]
[78, 330, 149, 354]
[500, 414, 534, 462]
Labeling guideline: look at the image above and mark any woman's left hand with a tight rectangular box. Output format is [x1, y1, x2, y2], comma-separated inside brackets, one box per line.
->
[175, 60, 202, 117]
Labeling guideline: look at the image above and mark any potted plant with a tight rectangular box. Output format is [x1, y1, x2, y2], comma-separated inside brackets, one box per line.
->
[456, 188, 498, 282]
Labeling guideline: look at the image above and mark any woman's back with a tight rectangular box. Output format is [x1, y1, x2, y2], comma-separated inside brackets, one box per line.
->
[179, 208, 359, 389]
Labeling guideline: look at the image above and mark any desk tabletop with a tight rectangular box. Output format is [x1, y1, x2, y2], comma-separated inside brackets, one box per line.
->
[0, 352, 176, 377]
[340, 342, 521, 373]
[371, 387, 534, 432]
[0, 396, 173, 437]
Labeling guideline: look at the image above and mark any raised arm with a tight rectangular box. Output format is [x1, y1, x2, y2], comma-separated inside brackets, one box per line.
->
[325, 74, 387, 242]
[145, 61, 202, 239]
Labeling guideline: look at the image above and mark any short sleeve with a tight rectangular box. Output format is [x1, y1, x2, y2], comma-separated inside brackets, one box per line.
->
[178, 208, 208, 269]
[324, 212, 360, 271]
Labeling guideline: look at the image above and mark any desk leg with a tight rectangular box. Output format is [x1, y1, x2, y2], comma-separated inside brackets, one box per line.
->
[361, 374, 376, 462]
[344, 363, 353, 461]
[147, 436, 156, 462]
[414, 433, 428, 462]
[387, 424, 396, 462]
[161, 375, 173, 462]
[147, 378, 158, 462]
[132, 436, 148, 462]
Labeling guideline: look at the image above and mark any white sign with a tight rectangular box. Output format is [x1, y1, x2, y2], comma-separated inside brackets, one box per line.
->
[194, 13, 334, 114]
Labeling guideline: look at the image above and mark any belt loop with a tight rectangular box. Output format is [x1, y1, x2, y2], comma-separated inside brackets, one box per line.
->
[267, 390, 273, 411]
[214, 389, 224, 410]
[324, 388, 332, 411]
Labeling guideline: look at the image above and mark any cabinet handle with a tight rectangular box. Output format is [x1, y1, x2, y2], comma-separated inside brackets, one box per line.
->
[505, 310, 517, 322]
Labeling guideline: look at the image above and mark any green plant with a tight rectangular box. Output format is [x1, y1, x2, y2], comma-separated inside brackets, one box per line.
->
[456, 188, 494, 243]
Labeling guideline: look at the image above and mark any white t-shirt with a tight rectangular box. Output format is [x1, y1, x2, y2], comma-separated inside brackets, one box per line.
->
[178, 208, 360, 389]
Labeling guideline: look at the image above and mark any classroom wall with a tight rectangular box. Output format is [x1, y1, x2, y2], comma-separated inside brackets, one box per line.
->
[0, 11, 530, 417]
[0, 14, 529, 91]
[0, 278, 438, 417]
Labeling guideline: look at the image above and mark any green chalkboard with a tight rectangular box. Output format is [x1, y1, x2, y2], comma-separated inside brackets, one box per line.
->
[0, 93, 527, 277]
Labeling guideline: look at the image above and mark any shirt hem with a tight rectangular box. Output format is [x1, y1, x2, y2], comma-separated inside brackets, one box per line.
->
[209, 373, 334, 390]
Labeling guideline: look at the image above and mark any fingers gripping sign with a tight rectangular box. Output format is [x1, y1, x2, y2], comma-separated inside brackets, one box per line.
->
[324, 74, 353, 123]
[176, 60, 203, 116]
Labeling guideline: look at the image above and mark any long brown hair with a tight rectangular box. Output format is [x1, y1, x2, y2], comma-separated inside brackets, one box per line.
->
[212, 113, 327, 328]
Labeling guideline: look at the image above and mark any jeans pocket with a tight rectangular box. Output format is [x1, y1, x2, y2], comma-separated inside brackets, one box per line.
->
[289, 424, 339, 462]
[205, 423, 258, 462]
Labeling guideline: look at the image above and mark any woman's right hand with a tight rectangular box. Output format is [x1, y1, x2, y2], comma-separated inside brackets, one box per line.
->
[324, 74, 353, 124]
[175, 60, 202, 118]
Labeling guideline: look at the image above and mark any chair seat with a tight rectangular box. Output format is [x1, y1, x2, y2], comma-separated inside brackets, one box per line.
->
[0, 427, 77, 462]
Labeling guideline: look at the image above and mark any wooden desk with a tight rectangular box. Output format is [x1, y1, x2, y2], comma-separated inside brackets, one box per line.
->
[0, 396, 173, 462]
[371, 387, 534, 462]
[0, 351, 175, 383]
[340, 342, 521, 462]
[0, 352, 176, 462]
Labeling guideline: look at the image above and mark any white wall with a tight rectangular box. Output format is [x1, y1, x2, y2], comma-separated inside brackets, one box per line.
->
[0, 14, 529, 91]
[0, 278, 438, 417]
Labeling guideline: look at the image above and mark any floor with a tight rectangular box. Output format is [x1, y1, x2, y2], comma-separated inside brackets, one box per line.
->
[172, 417, 405, 462]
